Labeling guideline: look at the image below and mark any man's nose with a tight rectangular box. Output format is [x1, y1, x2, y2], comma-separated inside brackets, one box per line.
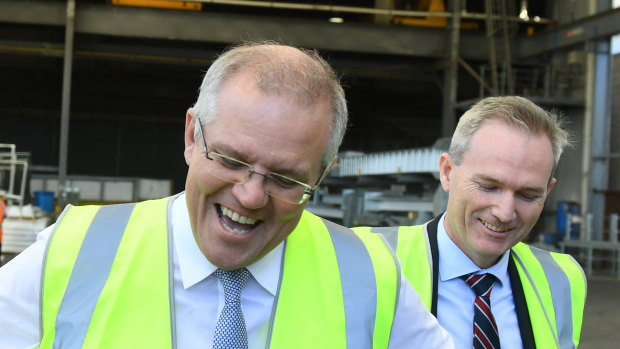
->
[232, 171, 269, 209]
[492, 192, 517, 222]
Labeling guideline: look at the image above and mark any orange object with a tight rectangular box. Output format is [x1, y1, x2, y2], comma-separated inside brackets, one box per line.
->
[527, 26, 535, 36]
[111, 0, 202, 11]
[393, 0, 447, 28]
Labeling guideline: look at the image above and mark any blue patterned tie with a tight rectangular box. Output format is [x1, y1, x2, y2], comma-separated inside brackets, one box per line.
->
[461, 273, 501, 349]
[213, 268, 251, 349]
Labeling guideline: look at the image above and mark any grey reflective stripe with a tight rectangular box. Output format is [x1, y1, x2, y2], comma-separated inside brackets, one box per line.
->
[324, 219, 376, 349]
[53, 203, 136, 349]
[265, 240, 287, 349]
[529, 246, 575, 349]
[511, 251, 560, 347]
[166, 196, 178, 349]
[373, 231, 401, 316]
[370, 226, 399, 251]
[40, 204, 73, 339]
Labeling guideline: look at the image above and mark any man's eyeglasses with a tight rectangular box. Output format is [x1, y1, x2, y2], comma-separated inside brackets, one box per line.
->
[196, 121, 326, 204]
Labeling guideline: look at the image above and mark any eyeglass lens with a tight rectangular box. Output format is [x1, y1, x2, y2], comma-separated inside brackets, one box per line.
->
[206, 152, 310, 204]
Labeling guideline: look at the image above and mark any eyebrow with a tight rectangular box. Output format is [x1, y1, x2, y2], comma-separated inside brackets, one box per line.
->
[209, 142, 243, 161]
[476, 175, 547, 194]
[209, 142, 311, 182]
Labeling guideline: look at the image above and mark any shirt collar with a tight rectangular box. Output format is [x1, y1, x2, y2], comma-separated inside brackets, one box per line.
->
[437, 213, 510, 286]
[171, 193, 282, 296]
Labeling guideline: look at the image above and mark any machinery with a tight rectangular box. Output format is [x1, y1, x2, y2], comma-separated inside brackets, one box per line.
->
[307, 138, 450, 227]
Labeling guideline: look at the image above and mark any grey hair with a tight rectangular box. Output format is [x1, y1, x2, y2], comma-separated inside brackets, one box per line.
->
[449, 96, 570, 175]
[192, 41, 348, 168]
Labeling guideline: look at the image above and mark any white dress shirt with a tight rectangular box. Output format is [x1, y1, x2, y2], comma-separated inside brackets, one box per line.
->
[436, 214, 523, 349]
[0, 194, 454, 348]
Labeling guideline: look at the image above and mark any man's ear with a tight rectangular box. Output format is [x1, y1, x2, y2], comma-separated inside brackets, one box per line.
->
[184, 108, 197, 166]
[546, 177, 557, 195]
[438, 152, 453, 193]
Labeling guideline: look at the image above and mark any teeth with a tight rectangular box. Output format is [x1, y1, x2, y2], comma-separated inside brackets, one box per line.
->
[483, 220, 506, 232]
[222, 222, 251, 235]
[221, 206, 257, 225]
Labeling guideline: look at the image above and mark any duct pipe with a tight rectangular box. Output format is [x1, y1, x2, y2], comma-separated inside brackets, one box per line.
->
[171, 0, 553, 23]
[58, 0, 75, 195]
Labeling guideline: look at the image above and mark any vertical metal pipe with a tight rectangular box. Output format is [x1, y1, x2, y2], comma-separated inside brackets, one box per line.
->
[585, 213, 593, 275]
[611, 213, 620, 277]
[479, 66, 485, 97]
[609, 213, 618, 242]
[544, 64, 551, 97]
[18, 160, 27, 209]
[588, 40, 612, 240]
[485, 0, 498, 94]
[580, 0, 612, 242]
[500, 0, 514, 94]
[441, 0, 461, 137]
[565, 213, 572, 241]
[7, 144, 16, 201]
[58, 0, 75, 197]
[582, 43, 594, 236]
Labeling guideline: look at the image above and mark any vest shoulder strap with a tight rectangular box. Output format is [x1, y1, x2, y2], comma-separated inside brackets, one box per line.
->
[357, 222, 434, 312]
[41, 197, 173, 348]
[511, 242, 586, 348]
[269, 211, 398, 349]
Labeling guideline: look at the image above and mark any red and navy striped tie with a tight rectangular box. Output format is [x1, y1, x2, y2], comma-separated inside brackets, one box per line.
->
[462, 273, 501, 349]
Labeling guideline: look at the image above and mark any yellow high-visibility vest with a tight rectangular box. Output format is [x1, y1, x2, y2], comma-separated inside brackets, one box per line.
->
[41, 196, 399, 348]
[355, 221, 586, 348]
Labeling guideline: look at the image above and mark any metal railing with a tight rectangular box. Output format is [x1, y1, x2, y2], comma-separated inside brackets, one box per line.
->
[559, 213, 620, 277]
[0, 144, 29, 207]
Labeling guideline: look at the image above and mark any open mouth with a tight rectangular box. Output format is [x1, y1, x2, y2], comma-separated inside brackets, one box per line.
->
[480, 219, 509, 233]
[217, 204, 261, 235]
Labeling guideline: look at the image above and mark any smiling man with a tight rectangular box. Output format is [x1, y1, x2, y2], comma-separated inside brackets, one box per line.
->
[0, 42, 453, 348]
[355, 96, 587, 348]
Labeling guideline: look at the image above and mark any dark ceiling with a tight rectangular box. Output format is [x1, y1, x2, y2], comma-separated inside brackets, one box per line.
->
[0, 0, 557, 192]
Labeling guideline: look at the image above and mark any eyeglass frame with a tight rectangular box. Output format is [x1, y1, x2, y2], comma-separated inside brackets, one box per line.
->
[195, 119, 331, 204]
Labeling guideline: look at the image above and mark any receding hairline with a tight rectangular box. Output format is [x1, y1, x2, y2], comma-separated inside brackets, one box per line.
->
[193, 41, 349, 168]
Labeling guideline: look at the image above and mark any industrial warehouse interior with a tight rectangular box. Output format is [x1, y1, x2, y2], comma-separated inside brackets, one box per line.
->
[0, 0, 619, 347]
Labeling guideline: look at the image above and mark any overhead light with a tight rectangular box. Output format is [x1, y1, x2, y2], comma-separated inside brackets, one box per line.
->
[329, 17, 344, 23]
[519, 0, 529, 21]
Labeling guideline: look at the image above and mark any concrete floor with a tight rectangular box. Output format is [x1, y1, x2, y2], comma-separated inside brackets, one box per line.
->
[580, 276, 620, 348]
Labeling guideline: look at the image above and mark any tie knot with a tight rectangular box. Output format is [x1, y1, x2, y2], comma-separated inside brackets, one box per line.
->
[461, 273, 496, 297]
[215, 268, 251, 303]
